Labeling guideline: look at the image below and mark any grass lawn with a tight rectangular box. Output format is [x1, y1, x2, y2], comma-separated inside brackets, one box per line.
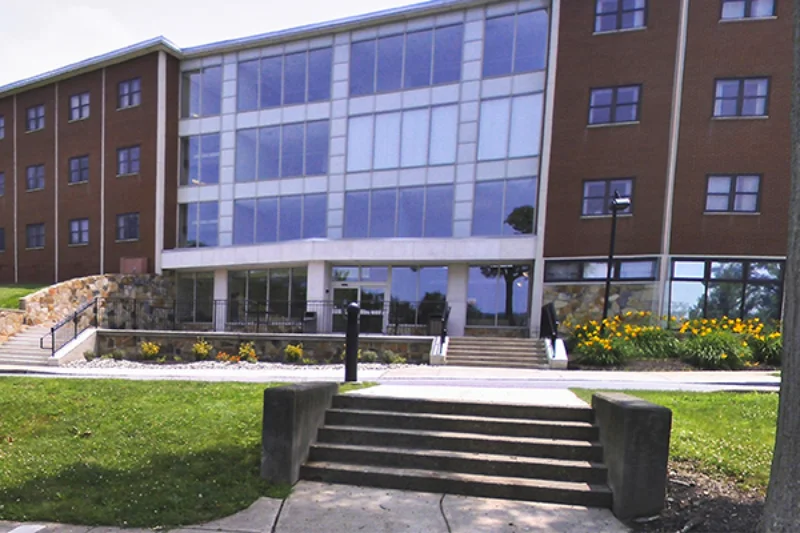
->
[0, 284, 44, 309]
[0, 378, 372, 527]
[572, 389, 777, 491]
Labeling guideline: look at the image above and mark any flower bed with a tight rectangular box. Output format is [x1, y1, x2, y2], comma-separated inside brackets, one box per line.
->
[564, 311, 781, 369]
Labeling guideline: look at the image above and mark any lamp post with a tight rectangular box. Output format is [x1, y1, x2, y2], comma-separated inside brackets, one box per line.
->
[601, 192, 632, 327]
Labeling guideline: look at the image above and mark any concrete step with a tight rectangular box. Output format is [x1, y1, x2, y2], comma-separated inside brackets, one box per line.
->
[307, 443, 608, 483]
[331, 396, 594, 423]
[447, 350, 547, 357]
[316, 425, 604, 462]
[300, 462, 612, 508]
[445, 359, 549, 369]
[0, 357, 51, 366]
[449, 340, 541, 348]
[325, 409, 598, 441]
[445, 353, 548, 361]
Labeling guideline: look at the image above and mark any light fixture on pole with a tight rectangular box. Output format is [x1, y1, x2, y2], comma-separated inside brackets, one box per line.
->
[601, 191, 632, 327]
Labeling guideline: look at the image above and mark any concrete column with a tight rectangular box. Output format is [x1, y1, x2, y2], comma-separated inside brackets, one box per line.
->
[213, 269, 228, 331]
[447, 264, 469, 337]
[306, 261, 330, 332]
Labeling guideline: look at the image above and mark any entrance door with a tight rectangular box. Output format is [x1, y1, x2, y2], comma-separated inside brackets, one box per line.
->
[331, 285, 387, 333]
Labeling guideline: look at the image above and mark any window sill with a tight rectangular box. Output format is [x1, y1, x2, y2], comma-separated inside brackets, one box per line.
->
[68, 117, 90, 124]
[68, 180, 89, 186]
[712, 115, 769, 121]
[25, 247, 44, 251]
[592, 26, 647, 36]
[587, 121, 640, 129]
[719, 16, 777, 24]
[25, 128, 44, 134]
[115, 238, 140, 243]
[26, 188, 44, 193]
[116, 173, 140, 178]
[580, 213, 634, 219]
[68, 243, 89, 247]
[544, 278, 657, 285]
[704, 211, 760, 216]
[117, 104, 141, 112]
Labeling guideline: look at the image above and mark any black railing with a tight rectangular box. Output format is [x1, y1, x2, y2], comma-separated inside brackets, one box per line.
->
[98, 297, 448, 336]
[440, 305, 451, 344]
[40, 298, 98, 356]
[539, 302, 559, 344]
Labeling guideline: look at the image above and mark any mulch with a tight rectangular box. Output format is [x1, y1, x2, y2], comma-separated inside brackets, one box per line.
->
[626, 462, 765, 533]
[569, 359, 778, 372]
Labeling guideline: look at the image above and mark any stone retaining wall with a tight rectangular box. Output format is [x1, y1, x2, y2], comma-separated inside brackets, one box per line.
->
[543, 283, 659, 331]
[0, 310, 25, 342]
[96, 330, 432, 364]
[20, 274, 175, 326]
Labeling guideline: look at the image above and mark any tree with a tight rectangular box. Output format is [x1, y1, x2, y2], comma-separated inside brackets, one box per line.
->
[760, 3, 800, 529]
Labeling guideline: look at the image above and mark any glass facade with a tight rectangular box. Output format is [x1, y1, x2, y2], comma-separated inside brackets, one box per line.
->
[467, 264, 532, 328]
[176, 272, 215, 323]
[483, 10, 549, 77]
[233, 194, 327, 245]
[472, 178, 536, 236]
[180, 202, 219, 248]
[227, 268, 308, 322]
[236, 122, 329, 181]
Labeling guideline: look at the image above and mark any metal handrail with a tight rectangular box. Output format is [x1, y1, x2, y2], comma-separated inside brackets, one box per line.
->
[539, 302, 559, 343]
[40, 298, 98, 356]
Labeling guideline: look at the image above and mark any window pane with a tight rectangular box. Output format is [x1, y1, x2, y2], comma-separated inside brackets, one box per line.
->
[397, 187, 424, 237]
[201, 66, 222, 116]
[307, 48, 332, 102]
[303, 194, 327, 238]
[745, 282, 782, 321]
[235, 129, 257, 182]
[184, 72, 200, 117]
[377, 35, 403, 93]
[391, 267, 419, 302]
[597, 0, 619, 14]
[583, 198, 606, 215]
[258, 126, 281, 180]
[620, 261, 655, 279]
[736, 175, 760, 193]
[545, 262, 581, 281]
[514, 11, 549, 73]
[472, 181, 504, 236]
[708, 176, 731, 194]
[279, 196, 302, 241]
[742, 97, 766, 116]
[721, 1, 746, 19]
[305, 121, 329, 175]
[237, 60, 259, 112]
[429, 105, 458, 164]
[344, 191, 369, 238]
[716, 80, 741, 98]
[401, 109, 429, 167]
[404, 30, 433, 88]
[620, 10, 645, 29]
[269, 269, 290, 311]
[734, 194, 758, 212]
[670, 281, 706, 319]
[478, 98, 511, 161]
[743, 79, 768, 97]
[589, 107, 612, 124]
[711, 262, 744, 280]
[370, 189, 397, 238]
[751, 0, 775, 17]
[706, 195, 729, 211]
[233, 199, 256, 245]
[256, 197, 278, 243]
[333, 266, 358, 282]
[467, 267, 499, 326]
[283, 53, 307, 105]
[509, 94, 543, 158]
[425, 185, 454, 237]
[591, 88, 613, 106]
[198, 202, 219, 247]
[609, 179, 632, 197]
[595, 14, 618, 32]
[674, 261, 705, 279]
[433, 25, 463, 84]
[615, 103, 638, 122]
[281, 123, 304, 177]
[347, 116, 374, 172]
[750, 262, 781, 280]
[503, 178, 536, 235]
[374, 112, 402, 169]
[583, 262, 609, 279]
[616, 86, 639, 104]
[350, 40, 376, 96]
[483, 15, 515, 77]
[260, 56, 282, 108]
[707, 282, 743, 318]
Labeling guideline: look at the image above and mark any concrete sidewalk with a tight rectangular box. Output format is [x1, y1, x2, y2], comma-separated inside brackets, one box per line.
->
[0, 482, 630, 533]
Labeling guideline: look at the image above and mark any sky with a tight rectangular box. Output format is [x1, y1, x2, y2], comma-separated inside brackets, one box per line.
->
[0, 0, 421, 85]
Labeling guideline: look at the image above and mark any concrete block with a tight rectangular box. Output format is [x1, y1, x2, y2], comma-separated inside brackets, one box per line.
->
[592, 392, 672, 520]
[261, 382, 339, 484]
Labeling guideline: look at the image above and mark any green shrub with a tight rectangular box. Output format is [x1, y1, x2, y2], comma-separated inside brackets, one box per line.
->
[628, 327, 679, 359]
[573, 337, 626, 367]
[284, 343, 304, 363]
[678, 330, 752, 370]
[381, 350, 407, 365]
[192, 338, 213, 361]
[748, 333, 782, 366]
[358, 349, 379, 363]
[83, 350, 95, 361]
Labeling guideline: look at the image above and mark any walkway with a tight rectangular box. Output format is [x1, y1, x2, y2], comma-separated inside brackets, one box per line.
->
[0, 481, 630, 533]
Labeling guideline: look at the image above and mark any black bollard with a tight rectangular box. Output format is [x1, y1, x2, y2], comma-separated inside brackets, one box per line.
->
[345, 302, 360, 382]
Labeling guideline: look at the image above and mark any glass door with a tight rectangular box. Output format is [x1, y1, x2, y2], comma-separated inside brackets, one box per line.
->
[331, 285, 387, 333]
[332, 287, 359, 333]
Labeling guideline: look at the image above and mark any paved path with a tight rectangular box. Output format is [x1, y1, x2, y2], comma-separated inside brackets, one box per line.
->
[0, 363, 781, 392]
[0, 482, 630, 533]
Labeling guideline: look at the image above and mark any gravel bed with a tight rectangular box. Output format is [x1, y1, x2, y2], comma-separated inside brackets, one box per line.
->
[64, 359, 415, 371]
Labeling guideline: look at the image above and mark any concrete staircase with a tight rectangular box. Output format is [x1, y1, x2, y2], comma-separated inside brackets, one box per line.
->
[445, 337, 549, 368]
[301, 395, 612, 508]
[0, 326, 55, 366]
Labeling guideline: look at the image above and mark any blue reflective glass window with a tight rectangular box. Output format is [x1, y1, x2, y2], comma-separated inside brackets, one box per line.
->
[281, 123, 304, 177]
[514, 11, 549, 73]
[256, 197, 278, 243]
[258, 126, 280, 180]
[184, 203, 199, 247]
[377, 35, 404, 93]
[425, 184, 454, 237]
[201, 66, 222, 116]
[370, 189, 397, 237]
[305, 121, 329, 176]
[433, 25, 463, 84]
[260, 56, 282, 108]
[391, 267, 418, 302]
[404, 30, 433, 88]
[198, 202, 219, 247]
[237, 60, 259, 112]
[397, 187, 424, 238]
[350, 40, 376, 96]
[503, 178, 536, 235]
[307, 48, 332, 102]
[344, 191, 369, 238]
[483, 15, 515, 77]
[420, 267, 448, 300]
[279, 196, 302, 241]
[235, 129, 257, 182]
[472, 181, 504, 236]
[303, 194, 327, 238]
[187, 136, 200, 184]
[233, 199, 256, 245]
[283, 52, 307, 106]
